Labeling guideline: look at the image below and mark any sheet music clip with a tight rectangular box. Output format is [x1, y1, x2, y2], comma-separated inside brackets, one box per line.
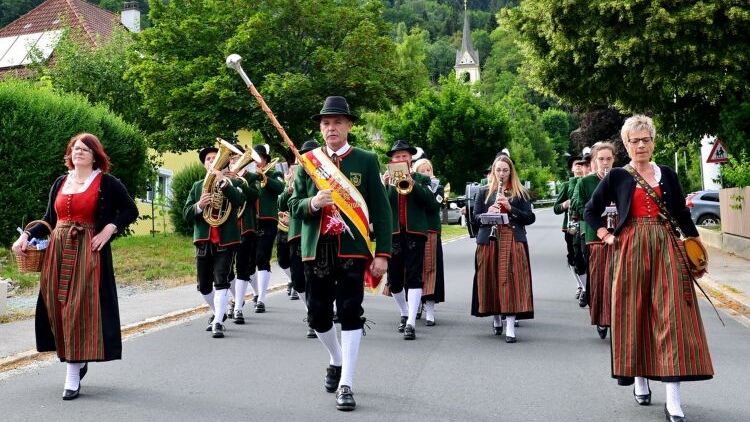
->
[479, 213, 508, 225]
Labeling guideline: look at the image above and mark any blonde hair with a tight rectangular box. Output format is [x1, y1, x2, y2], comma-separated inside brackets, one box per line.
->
[412, 158, 433, 174]
[485, 155, 529, 203]
[621, 114, 655, 143]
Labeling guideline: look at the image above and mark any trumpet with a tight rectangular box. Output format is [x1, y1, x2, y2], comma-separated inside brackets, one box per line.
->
[203, 139, 242, 226]
[258, 157, 280, 188]
[387, 161, 414, 195]
[277, 211, 290, 233]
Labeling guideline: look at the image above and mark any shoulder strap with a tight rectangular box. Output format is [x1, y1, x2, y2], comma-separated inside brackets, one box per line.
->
[624, 164, 683, 237]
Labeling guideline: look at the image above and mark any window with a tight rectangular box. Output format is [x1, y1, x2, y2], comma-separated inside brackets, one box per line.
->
[144, 169, 173, 206]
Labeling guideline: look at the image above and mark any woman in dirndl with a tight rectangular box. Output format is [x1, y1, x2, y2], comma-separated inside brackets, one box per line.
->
[412, 158, 445, 326]
[470, 153, 535, 343]
[584, 115, 712, 422]
[12, 133, 138, 401]
[570, 141, 617, 340]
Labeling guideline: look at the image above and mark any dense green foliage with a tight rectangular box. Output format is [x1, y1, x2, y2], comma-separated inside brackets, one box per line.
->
[168, 163, 205, 237]
[0, 80, 150, 245]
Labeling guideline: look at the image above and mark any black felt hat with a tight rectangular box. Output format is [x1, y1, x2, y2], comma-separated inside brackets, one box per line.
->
[253, 145, 271, 163]
[566, 153, 584, 168]
[311, 96, 359, 122]
[299, 140, 320, 154]
[198, 146, 219, 164]
[386, 140, 418, 157]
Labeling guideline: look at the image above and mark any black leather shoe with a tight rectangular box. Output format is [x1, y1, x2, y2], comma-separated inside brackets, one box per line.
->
[578, 292, 588, 307]
[254, 301, 265, 313]
[633, 386, 652, 405]
[62, 386, 80, 401]
[597, 325, 608, 339]
[403, 324, 416, 340]
[212, 322, 224, 338]
[397, 316, 407, 333]
[425, 319, 435, 326]
[306, 327, 317, 338]
[79, 363, 88, 381]
[493, 326, 503, 336]
[664, 404, 685, 422]
[324, 365, 342, 393]
[336, 385, 356, 411]
[233, 310, 245, 324]
[505, 335, 516, 343]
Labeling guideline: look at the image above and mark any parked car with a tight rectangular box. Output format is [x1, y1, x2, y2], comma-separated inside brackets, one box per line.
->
[445, 197, 467, 225]
[686, 190, 721, 227]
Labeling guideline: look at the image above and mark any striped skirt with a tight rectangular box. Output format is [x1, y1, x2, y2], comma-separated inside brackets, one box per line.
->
[587, 242, 614, 327]
[471, 225, 534, 319]
[421, 232, 445, 302]
[610, 218, 713, 383]
[39, 221, 104, 362]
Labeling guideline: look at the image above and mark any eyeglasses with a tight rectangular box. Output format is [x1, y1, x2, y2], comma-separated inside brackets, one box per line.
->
[72, 146, 92, 153]
[626, 137, 653, 145]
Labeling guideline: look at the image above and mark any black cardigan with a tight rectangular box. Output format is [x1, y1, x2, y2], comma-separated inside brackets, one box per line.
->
[583, 165, 697, 238]
[27, 173, 139, 239]
[472, 185, 536, 244]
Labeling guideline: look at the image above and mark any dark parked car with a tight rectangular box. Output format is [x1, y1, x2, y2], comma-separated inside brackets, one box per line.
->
[686, 190, 721, 227]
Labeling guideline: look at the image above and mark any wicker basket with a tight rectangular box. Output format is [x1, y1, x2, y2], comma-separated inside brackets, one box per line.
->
[15, 220, 53, 273]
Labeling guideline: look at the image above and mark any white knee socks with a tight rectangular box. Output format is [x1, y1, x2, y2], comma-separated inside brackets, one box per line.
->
[493, 315, 502, 328]
[578, 274, 587, 292]
[297, 291, 307, 311]
[249, 273, 258, 297]
[407, 288, 423, 326]
[634, 376, 649, 395]
[424, 300, 435, 322]
[234, 279, 248, 311]
[202, 290, 215, 313]
[665, 382, 684, 417]
[505, 315, 516, 337]
[315, 325, 342, 366]
[392, 291, 408, 317]
[211, 289, 229, 325]
[64, 362, 84, 390]
[257, 270, 270, 303]
[340, 329, 361, 389]
[229, 278, 236, 300]
[282, 267, 292, 282]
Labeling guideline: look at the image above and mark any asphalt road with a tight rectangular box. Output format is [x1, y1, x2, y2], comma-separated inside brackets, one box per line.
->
[2, 209, 748, 421]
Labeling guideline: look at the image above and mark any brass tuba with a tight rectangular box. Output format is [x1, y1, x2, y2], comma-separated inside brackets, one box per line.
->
[258, 157, 280, 188]
[229, 144, 263, 218]
[202, 139, 242, 226]
[387, 161, 414, 195]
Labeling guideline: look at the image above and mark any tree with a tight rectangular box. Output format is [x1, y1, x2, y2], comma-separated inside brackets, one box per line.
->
[0, 0, 44, 28]
[379, 77, 511, 192]
[0, 79, 150, 245]
[127, 0, 421, 157]
[541, 108, 578, 177]
[502, 1, 750, 140]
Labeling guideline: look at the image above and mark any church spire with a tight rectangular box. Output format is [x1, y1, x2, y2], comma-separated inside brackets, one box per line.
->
[454, 1, 480, 84]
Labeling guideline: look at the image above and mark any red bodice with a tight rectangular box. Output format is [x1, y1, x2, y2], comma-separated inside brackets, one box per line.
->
[54, 174, 102, 223]
[630, 185, 661, 217]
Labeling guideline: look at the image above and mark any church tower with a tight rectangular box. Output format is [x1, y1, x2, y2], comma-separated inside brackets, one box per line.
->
[454, 0, 480, 84]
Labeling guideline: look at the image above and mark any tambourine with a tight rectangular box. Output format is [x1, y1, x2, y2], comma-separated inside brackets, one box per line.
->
[683, 237, 708, 275]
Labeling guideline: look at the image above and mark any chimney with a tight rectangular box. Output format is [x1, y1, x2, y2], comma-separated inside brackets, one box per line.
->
[121, 2, 141, 33]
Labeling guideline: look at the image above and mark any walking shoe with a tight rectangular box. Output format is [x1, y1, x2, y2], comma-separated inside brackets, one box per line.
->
[336, 385, 356, 411]
[578, 292, 588, 308]
[397, 316, 407, 333]
[493, 324, 503, 336]
[206, 314, 227, 331]
[290, 289, 299, 300]
[254, 301, 266, 313]
[575, 287, 582, 299]
[212, 322, 224, 338]
[252, 295, 258, 304]
[505, 335, 516, 343]
[324, 365, 342, 393]
[226, 299, 235, 319]
[233, 309, 245, 324]
[306, 327, 317, 338]
[597, 325, 608, 339]
[425, 319, 435, 326]
[403, 324, 416, 340]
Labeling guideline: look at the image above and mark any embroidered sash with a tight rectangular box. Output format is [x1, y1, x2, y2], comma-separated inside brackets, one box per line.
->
[301, 148, 373, 257]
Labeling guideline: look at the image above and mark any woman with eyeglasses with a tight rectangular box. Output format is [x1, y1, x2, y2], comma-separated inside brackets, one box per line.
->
[584, 115, 712, 422]
[12, 133, 138, 401]
[470, 153, 535, 343]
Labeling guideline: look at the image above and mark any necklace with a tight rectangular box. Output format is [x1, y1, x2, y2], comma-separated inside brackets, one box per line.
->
[69, 175, 86, 185]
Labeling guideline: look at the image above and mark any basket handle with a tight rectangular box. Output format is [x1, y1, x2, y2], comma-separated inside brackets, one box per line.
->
[24, 219, 53, 235]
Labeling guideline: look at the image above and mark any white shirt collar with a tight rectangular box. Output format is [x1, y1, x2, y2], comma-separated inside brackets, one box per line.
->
[327, 143, 350, 157]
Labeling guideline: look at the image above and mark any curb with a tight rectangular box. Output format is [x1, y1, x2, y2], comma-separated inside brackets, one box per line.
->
[698, 275, 750, 326]
[0, 283, 287, 373]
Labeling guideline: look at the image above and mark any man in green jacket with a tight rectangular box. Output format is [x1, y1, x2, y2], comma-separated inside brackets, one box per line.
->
[289, 96, 391, 411]
[383, 140, 441, 340]
[184, 146, 246, 338]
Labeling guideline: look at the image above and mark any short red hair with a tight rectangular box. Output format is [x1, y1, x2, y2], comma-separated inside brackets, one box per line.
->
[64, 133, 111, 172]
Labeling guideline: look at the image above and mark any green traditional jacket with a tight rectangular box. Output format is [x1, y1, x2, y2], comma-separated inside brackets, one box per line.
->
[183, 178, 245, 245]
[387, 172, 440, 236]
[237, 173, 261, 234]
[278, 185, 301, 240]
[553, 178, 573, 230]
[571, 173, 602, 243]
[289, 146, 392, 261]
[425, 184, 445, 233]
[257, 169, 285, 222]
